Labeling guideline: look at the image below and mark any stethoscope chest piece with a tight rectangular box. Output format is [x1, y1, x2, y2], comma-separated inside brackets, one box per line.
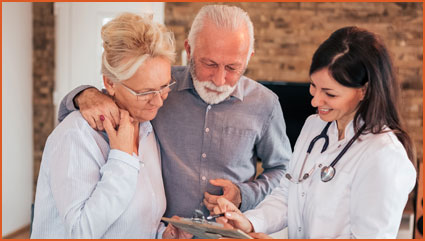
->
[286, 122, 365, 184]
[320, 166, 335, 182]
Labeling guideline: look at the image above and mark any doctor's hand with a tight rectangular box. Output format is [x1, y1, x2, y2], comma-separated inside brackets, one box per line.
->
[213, 197, 254, 233]
[103, 109, 135, 155]
[203, 179, 242, 213]
[162, 216, 193, 239]
[75, 87, 120, 131]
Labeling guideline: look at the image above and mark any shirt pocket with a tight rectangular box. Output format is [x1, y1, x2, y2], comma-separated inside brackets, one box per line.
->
[219, 126, 257, 167]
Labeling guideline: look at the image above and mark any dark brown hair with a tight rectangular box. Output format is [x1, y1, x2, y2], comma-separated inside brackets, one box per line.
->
[309, 26, 414, 161]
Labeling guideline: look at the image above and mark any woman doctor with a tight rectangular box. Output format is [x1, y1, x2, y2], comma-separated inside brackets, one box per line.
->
[213, 26, 417, 238]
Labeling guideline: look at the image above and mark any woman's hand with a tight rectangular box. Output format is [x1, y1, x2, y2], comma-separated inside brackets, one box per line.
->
[214, 197, 255, 233]
[103, 109, 135, 155]
[162, 216, 193, 239]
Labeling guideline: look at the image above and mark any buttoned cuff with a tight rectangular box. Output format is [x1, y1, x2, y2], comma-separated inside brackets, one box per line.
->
[235, 182, 254, 212]
[108, 149, 140, 170]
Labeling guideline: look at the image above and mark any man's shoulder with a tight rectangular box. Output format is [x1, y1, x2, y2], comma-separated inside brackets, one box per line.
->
[171, 66, 190, 85]
[172, 65, 187, 70]
[239, 76, 278, 103]
[171, 66, 188, 75]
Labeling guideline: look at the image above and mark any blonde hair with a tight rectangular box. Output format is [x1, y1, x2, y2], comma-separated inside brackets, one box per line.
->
[188, 5, 254, 63]
[101, 13, 176, 82]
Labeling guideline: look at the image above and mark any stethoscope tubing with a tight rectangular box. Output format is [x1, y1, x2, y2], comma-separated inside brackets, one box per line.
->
[288, 121, 366, 183]
[328, 124, 366, 168]
[307, 122, 331, 154]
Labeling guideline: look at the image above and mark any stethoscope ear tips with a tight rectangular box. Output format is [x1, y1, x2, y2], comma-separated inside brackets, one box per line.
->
[321, 166, 336, 182]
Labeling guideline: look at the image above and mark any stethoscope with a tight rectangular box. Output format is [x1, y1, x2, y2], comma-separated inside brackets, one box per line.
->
[286, 122, 365, 183]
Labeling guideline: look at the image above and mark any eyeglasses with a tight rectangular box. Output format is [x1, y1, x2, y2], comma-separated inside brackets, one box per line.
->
[117, 80, 176, 101]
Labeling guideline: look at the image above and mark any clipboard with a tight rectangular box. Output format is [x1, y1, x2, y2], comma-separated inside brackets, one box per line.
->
[161, 217, 253, 239]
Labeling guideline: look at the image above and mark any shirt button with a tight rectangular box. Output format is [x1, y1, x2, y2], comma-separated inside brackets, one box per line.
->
[207, 105, 212, 110]
[205, 128, 210, 133]
[301, 192, 305, 197]
[202, 153, 207, 158]
[202, 176, 207, 181]
[318, 164, 322, 168]
[298, 227, 302, 232]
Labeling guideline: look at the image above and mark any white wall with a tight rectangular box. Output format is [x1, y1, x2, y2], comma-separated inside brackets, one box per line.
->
[2, 2, 34, 236]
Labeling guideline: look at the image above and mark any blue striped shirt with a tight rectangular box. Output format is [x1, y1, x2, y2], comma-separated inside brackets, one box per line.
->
[31, 111, 166, 238]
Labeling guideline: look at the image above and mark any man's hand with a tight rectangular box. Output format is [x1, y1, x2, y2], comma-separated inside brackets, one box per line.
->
[162, 216, 193, 239]
[203, 179, 242, 213]
[75, 88, 119, 131]
[213, 197, 254, 233]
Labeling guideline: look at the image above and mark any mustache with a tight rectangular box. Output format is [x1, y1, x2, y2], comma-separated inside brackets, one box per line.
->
[202, 81, 234, 92]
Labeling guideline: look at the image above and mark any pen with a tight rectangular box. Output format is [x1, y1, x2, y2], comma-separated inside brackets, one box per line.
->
[206, 213, 226, 220]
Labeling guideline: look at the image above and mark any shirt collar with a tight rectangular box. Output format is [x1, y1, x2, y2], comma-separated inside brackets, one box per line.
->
[174, 65, 193, 92]
[172, 64, 245, 102]
[328, 118, 365, 143]
[231, 77, 245, 101]
[138, 121, 153, 141]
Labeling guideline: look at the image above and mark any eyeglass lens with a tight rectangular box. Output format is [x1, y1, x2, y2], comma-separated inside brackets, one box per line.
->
[136, 85, 172, 101]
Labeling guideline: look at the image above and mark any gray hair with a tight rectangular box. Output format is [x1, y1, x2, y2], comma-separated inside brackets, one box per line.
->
[187, 5, 254, 64]
[101, 13, 175, 82]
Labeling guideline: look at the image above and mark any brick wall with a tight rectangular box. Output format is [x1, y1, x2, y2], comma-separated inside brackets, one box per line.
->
[30, 3, 423, 195]
[33, 2, 55, 197]
[165, 2, 423, 163]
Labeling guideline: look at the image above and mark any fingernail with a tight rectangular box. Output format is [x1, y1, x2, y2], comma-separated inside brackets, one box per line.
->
[226, 212, 231, 217]
[100, 115, 105, 121]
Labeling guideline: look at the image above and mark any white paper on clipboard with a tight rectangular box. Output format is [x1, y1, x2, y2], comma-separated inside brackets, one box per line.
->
[161, 217, 253, 239]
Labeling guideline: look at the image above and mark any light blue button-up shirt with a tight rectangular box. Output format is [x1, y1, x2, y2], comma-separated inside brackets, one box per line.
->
[59, 65, 292, 219]
[32, 111, 166, 238]
[153, 66, 291, 217]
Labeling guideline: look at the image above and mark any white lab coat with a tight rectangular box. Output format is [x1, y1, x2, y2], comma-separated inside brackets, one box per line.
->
[245, 114, 416, 238]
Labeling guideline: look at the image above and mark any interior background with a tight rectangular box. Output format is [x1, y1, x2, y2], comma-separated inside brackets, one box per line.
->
[2, 2, 422, 238]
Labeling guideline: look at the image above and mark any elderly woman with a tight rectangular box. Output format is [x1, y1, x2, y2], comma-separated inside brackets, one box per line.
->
[213, 26, 416, 239]
[31, 13, 189, 239]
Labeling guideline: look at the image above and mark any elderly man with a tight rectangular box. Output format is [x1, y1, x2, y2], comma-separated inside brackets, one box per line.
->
[58, 5, 291, 218]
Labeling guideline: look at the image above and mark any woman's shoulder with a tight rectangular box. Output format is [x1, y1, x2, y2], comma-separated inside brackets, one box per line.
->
[49, 111, 98, 140]
[293, 114, 324, 146]
[305, 114, 322, 124]
[359, 130, 415, 173]
[57, 111, 90, 129]
[355, 130, 417, 192]
[362, 128, 406, 154]
[301, 114, 325, 131]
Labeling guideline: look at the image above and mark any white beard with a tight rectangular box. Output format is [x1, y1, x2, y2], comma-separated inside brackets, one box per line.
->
[190, 60, 237, 105]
